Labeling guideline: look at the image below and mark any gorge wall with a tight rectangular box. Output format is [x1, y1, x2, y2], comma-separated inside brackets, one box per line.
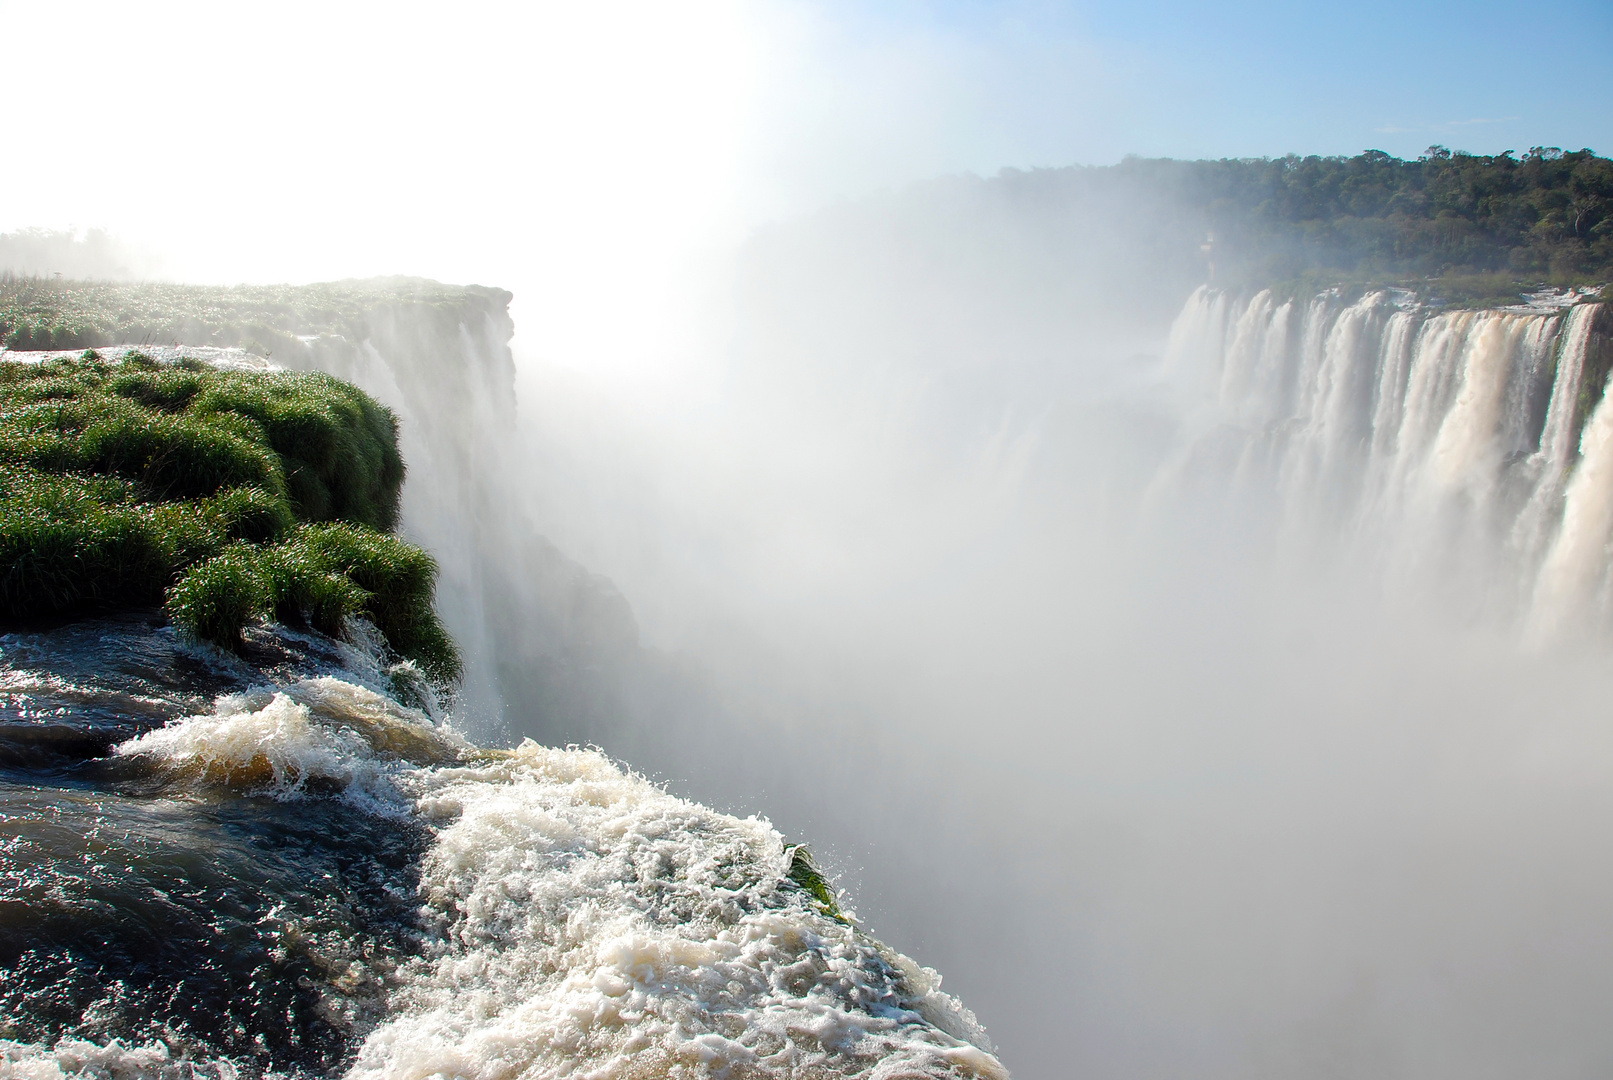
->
[0, 279, 638, 739]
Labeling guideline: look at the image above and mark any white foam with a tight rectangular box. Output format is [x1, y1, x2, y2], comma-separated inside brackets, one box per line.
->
[106, 684, 1003, 1078]
[0, 1038, 241, 1080]
[113, 690, 408, 809]
[354, 740, 1003, 1080]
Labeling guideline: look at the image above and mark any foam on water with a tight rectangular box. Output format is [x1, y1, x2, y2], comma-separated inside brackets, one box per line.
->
[0, 1037, 243, 1080]
[77, 677, 1004, 1079]
[113, 677, 466, 807]
[360, 739, 1002, 1080]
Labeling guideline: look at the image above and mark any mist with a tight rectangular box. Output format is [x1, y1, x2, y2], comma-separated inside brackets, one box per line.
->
[6, 3, 1613, 1077]
[449, 163, 1612, 1077]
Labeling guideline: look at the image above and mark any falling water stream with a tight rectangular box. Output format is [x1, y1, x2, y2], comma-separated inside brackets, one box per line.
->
[1165, 286, 1608, 635]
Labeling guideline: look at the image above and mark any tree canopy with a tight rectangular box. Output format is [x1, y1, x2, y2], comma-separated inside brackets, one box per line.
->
[991, 147, 1613, 302]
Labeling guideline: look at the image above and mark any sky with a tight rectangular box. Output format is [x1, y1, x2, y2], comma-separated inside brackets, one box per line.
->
[0, 0, 1608, 366]
[759, 0, 1613, 199]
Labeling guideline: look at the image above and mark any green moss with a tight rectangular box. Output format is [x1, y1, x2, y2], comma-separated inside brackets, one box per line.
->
[0, 351, 457, 686]
[784, 845, 848, 924]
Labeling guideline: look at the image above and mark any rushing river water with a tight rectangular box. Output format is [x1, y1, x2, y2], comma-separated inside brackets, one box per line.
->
[0, 615, 1004, 1080]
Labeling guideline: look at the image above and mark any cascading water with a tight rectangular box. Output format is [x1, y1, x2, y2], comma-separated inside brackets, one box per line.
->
[0, 612, 1003, 1080]
[1165, 284, 1609, 635]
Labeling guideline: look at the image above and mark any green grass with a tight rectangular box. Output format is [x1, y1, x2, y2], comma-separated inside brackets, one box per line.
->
[0, 275, 511, 359]
[0, 350, 458, 685]
[0, 465, 220, 614]
[274, 524, 459, 681]
[163, 543, 274, 653]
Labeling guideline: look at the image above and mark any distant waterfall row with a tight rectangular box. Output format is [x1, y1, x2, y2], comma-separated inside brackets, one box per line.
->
[1165, 285, 1611, 638]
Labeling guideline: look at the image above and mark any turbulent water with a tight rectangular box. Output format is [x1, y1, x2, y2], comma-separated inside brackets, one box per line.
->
[0, 317, 1000, 1079]
[0, 614, 1003, 1079]
[1164, 285, 1611, 637]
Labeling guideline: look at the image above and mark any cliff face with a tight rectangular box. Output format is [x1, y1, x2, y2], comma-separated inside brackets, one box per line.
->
[0, 279, 635, 734]
[280, 286, 641, 735]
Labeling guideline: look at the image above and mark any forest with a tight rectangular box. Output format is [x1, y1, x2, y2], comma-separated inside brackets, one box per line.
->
[995, 146, 1613, 302]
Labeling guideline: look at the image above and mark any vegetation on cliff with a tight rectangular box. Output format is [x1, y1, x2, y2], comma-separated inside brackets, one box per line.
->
[0, 350, 459, 682]
[0, 275, 512, 357]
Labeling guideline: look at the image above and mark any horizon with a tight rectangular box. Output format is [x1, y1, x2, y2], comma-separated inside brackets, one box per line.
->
[2, 1, 1606, 283]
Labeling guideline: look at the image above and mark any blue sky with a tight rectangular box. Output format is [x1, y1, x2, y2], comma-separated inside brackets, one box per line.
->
[772, 0, 1613, 187]
[0, 0, 1607, 291]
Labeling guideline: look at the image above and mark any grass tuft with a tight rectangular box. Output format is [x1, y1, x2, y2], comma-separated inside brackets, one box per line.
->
[161, 525, 459, 683]
[0, 352, 457, 686]
[190, 372, 403, 530]
[164, 544, 273, 653]
[274, 525, 460, 682]
[784, 845, 848, 924]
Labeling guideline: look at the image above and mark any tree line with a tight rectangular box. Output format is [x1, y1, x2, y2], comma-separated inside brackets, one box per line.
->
[992, 146, 1612, 300]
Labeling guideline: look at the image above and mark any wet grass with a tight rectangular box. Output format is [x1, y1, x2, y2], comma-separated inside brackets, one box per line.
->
[167, 526, 460, 683]
[0, 351, 457, 684]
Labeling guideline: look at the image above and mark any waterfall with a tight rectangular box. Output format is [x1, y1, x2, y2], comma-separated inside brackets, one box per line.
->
[1168, 286, 1607, 637]
[1529, 306, 1613, 638]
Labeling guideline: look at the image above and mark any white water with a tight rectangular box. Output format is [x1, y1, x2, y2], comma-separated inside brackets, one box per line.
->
[1165, 286, 1607, 635]
[10, 285, 1608, 1078]
[89, 675, 1006, 1080]
[361, 742, 1000, 1080]
[0, 1038, 229, 1080]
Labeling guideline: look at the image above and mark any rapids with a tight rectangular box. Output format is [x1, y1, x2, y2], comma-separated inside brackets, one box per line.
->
[0, 615, 1003, 1080]
[10, 274, 1608, 1079]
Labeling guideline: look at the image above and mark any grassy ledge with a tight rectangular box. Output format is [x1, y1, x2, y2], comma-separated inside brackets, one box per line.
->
[0, 350, 459, 685]
[0, 275, 511, 358]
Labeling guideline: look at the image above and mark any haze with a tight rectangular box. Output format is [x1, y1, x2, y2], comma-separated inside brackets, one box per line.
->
[5, 3, 1613, 1078]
